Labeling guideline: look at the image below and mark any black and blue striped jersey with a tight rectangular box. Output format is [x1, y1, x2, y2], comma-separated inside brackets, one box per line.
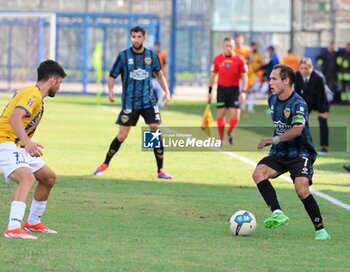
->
[109, 47, 161, 110]
[268, 91, 317, 162]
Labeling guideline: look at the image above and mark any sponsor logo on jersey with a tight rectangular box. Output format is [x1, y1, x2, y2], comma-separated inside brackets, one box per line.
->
[128, 58, 134, 65]
[273, 120, 291, 135]
[129, 68, 149, 80]
[296, 106, 305, 115]
[144, 57, 152, 65]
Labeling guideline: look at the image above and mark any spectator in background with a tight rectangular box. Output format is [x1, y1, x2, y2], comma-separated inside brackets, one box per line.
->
[294, 58, 330, 155]
[282, 49, 300, 71]
[336, 42, 350, 99]
[152, 42, 167, 108]
[257, 45, 280, 94]
[244, 42, 263, 112]
[234, 33, 250, 62]
[317, 42, 338, 95]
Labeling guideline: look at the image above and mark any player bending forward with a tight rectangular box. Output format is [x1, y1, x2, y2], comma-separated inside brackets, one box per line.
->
[252, 64, 330, 240]
[0, 60, 66, 239]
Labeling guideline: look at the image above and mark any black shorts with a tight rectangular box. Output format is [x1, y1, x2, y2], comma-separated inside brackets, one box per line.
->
[258, 156, 314, 185]
[216, 85, 240, 109]
[116, 106, 161, 126]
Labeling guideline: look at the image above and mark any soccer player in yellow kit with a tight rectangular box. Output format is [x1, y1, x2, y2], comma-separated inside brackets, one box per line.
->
[0, 60, 66, 239]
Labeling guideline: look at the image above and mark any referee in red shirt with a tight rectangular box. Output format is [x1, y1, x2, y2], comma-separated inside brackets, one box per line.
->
[208, 37, 248, 145]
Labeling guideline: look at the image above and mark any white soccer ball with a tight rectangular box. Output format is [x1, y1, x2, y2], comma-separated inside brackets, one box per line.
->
[229, 210, 257, 236]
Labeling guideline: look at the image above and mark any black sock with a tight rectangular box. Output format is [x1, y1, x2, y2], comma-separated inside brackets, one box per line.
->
[301, 194, 324, 231]
[153, 145, 164, 172]
[104, 137, 123, 165]
[153, 135, 164, 172]
[257, 179, 282, 212]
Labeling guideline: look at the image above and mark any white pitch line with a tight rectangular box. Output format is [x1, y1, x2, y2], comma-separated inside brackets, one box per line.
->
[222, 151, 350, 211]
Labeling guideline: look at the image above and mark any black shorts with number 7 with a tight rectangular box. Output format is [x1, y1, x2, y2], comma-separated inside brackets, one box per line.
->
[258, 156, 314, 185]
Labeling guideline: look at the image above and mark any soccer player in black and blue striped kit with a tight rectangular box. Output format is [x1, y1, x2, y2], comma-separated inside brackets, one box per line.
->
[94, 26, 173, 179]
[252, 64, 330, 240]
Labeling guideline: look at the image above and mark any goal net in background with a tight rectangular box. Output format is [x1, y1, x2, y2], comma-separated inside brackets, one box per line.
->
[0, 11, 161, 94]
[0, 12, 56, 92]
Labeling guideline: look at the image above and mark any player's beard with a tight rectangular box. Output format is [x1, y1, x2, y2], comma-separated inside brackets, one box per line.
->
[48, 87, 57, 97]
[132, 43, 143, 51]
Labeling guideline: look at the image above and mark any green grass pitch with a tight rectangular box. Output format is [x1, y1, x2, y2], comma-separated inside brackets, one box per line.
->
[0, 94, 349, 271]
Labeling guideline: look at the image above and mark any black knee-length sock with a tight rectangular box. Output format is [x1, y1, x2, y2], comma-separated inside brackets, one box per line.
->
[301, 194, 324, 231]
[153, 146, 164, 172]
[104, 137, 123, 165]
[257, 179, 282, 212]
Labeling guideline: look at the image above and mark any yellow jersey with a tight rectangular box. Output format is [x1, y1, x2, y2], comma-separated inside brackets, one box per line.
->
[0, 86, 43, 146]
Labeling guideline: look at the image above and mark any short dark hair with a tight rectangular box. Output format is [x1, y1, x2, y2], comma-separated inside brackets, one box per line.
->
[37, 60, 66, 81]
[130, 26, 145, 36]
[273, 64, 296, 86]
[223, 37, 233, 43]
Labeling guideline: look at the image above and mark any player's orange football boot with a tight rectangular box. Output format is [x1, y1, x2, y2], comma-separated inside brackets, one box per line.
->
[24, 221, 57, 234]
[157, 168, 174, 179]
[4, 228, 38, 239]
[93, 163, 108, 176]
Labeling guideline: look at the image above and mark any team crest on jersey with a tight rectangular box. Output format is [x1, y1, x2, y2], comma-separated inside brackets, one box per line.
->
[144, 57, 152, 65]
[121, 115, 129, 123]
[27, 99, 34, 107]
[284, 108, 291, 118]
[128, 58, 134, 65]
